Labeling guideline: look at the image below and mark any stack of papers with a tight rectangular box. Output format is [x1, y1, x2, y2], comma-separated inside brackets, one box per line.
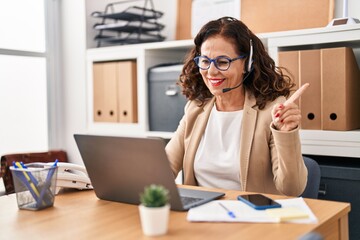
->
[187, 197, 318, 224]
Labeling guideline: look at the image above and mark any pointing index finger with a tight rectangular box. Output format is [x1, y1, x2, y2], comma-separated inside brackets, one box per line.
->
[284, 83, 310, 106]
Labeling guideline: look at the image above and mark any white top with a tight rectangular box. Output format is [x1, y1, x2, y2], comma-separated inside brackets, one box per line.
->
[194, 105, 243, 190]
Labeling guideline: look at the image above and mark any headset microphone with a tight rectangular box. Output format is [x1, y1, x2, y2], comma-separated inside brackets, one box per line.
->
[222, 71, 251, 93]
[222, 82, 243, 93]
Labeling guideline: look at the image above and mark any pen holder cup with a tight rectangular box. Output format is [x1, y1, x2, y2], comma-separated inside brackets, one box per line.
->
[10, 163, 58, 210]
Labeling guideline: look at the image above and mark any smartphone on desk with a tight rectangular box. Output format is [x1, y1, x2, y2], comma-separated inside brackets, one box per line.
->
[237, 194, 281, 210]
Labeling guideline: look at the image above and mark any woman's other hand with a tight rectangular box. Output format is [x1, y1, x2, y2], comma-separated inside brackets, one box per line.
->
[271, 83, 310, 131]
[272, 102, 301, 131]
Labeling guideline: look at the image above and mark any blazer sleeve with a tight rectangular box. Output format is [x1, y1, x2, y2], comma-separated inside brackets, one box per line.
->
[270, 125, 308, 196]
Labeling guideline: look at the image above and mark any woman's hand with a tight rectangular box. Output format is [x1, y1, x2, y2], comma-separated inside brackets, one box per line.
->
[271, 83, 310, 131]
[272, 102, 301, 131]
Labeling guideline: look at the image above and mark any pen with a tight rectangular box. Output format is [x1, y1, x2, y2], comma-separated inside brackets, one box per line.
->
[37, 160, 58, 208]
[20, 161, 40, 186]
[15, 162, 42, 197]
[12, 162, 41, 204]
[218, 202, 236, 219]
[16, 162, 50, 207]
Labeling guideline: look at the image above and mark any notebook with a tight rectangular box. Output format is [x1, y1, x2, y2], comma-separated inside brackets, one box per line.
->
[74, 134, 225, 211]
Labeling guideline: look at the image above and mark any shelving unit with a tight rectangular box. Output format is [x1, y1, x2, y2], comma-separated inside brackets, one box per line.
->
[86, 39, 192, 137]
[265, 24, 360, 158]
[86, 24, 360, 158]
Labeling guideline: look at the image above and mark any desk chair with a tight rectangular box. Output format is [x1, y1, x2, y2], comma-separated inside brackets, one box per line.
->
[301, 156, 321, 199]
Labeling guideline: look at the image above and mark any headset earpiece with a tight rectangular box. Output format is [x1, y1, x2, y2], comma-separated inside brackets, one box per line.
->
[247, 39, 253, 72]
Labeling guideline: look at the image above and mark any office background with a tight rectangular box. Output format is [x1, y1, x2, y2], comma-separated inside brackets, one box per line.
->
[0, 0, 360, 238]
[42, 2, 360, 238]
[60, 0, 360, 164]
[0, 0, 358, 164]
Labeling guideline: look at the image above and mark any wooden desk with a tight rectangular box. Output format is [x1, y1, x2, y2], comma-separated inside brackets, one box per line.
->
[0, 186, 350, 240]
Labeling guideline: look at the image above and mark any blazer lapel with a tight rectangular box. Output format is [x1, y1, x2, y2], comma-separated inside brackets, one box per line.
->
[239, 92, 257, 191]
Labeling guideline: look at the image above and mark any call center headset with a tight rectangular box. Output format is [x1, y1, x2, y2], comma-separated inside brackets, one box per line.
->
[247, 39, 253, 72]
[222, 39, 253, 93]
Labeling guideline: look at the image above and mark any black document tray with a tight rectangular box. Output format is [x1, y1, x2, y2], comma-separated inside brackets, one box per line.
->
[91, 6, 163, 21]
[94, 33, 165, 45]
[93, 21, 164, 32]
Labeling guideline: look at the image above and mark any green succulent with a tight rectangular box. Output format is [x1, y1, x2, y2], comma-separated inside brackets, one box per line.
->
[140, 184, 170, 208]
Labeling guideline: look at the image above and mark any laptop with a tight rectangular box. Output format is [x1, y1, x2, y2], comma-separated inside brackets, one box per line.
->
[74, 134, 225, 211]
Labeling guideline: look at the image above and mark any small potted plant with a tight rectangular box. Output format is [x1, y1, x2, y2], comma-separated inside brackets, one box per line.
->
[139, 184, 170, 236]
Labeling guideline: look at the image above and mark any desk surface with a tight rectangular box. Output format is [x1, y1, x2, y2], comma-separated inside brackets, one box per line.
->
[0, 186, 350, 240]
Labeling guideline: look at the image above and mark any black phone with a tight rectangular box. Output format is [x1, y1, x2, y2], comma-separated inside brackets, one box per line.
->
[237, 194, 282, 210]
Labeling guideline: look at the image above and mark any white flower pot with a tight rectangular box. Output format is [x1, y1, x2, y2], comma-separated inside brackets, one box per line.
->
[139, 204, 170, 236]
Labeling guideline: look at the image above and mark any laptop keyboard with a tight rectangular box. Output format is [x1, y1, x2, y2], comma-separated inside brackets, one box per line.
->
[181, 196, 204, 206]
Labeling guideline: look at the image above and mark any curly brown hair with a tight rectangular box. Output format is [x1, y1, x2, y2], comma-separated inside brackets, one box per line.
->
[179, 17, 294, 109]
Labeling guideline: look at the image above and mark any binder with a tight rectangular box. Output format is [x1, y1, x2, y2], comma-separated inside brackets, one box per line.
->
[278, 50, 300, 106]
[93, 62, 119, 122]
[299, 49, 321, 129]
[321, 47, 360, 130]
[117, 61, 138, 123]
[176, 0, 192, 40]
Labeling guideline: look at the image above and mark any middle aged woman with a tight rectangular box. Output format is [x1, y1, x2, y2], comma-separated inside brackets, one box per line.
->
[165, 17, 308, 196]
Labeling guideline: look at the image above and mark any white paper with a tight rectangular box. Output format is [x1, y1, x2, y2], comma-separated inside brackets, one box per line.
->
[187, 197, 318, 224]
[191, 0, 241, 37]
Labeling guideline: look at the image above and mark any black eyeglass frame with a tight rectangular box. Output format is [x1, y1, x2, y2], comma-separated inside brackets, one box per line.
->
[193, 55, 247, 71]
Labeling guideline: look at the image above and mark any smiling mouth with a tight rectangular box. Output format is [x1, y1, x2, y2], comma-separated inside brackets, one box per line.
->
[209, 78, 225, 87]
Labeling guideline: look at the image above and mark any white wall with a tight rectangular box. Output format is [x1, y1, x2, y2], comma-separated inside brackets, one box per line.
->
[59, 0, 360, 164]
[60, 0, 88, 164]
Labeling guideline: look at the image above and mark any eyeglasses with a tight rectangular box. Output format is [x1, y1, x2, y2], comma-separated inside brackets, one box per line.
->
[193, 55, 246, 71]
